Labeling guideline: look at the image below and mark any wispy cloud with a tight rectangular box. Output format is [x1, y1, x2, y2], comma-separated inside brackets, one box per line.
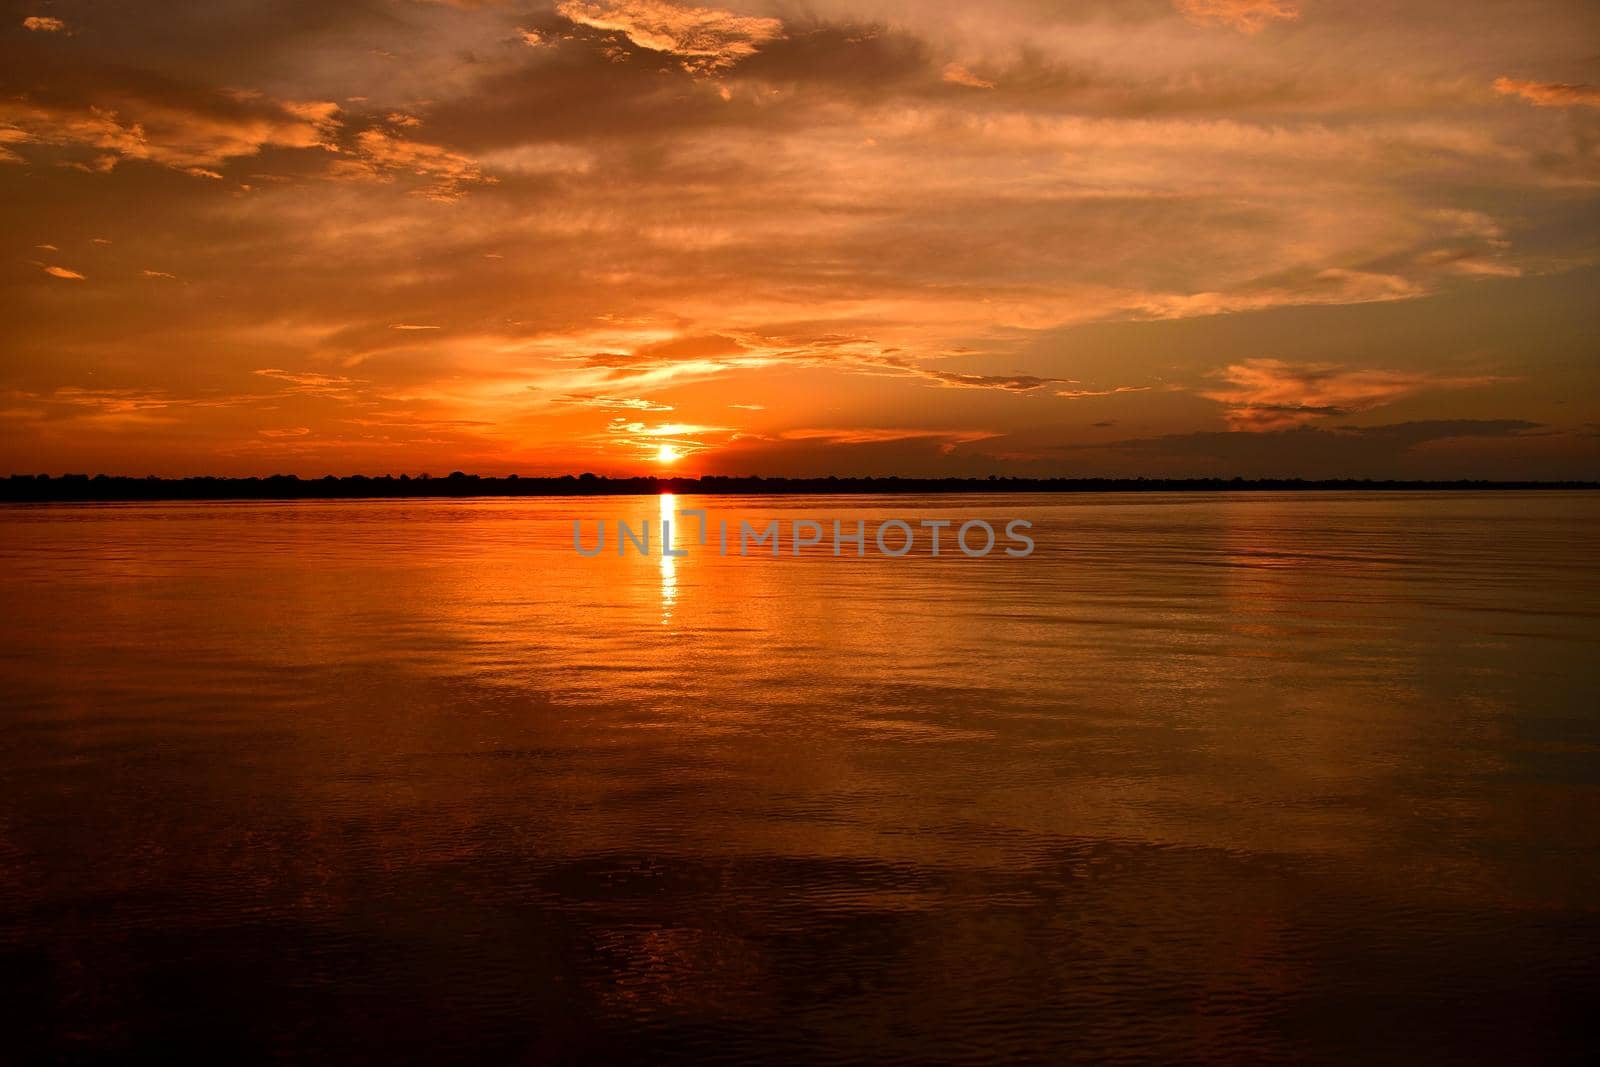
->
[778, 427, 1000, 453]
[941, 64, 993, 90]
[1200, 359, 1505, 430]
[1493, 77, 1600, 109]
[921, 370, 1062, 392]
[329, 130, 492, 200]
[602, 415, 730, 458]
[1057, 386, 1152, 400]
[558, 394, 675, 412]
[253, 368, 368, 399]
[1174, 1, 1300, 34]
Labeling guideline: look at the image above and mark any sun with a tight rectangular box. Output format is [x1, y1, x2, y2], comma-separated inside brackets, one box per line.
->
[656, 444, 681, 464]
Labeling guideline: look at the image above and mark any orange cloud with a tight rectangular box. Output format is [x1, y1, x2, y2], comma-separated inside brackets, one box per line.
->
[43, 266, 85, 280]
[1057, 386, 1152, 400]
[0, 92, 339, 173]
[941, 64, 994, 90]
[603, 415, 730, 459]
[764, 428, 998, 457]
[921, 370, 1060, 392]
[253, 369, 367, 399]
[1200, 359, 1504, 430]
[1175, 1, 1299, 34]
[22, 16, 65, 32]
[556, 0, 783, 73]
[778, 427, 1000, 450]
[329, 130, 492, 200]
[1493, 77, 1600, 109]
[557, 394, 675, 412]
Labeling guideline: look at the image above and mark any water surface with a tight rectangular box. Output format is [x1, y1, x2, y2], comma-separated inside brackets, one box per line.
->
[2, 492, 1597, 1063]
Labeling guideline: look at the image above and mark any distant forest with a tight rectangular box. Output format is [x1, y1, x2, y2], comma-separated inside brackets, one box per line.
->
[3, 472, 1596, 503]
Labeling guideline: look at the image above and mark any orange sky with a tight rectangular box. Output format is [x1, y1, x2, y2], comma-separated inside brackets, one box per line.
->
[3, 0, 1597, 478]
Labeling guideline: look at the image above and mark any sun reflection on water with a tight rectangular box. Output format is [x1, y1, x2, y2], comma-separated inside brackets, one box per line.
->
[659, 492, 677, 623]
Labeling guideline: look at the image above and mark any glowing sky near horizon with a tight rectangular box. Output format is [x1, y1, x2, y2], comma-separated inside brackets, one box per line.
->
[2, 0, 1597, 478]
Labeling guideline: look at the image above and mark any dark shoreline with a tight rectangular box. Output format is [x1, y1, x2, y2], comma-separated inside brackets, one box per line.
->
[3, 473, 1597, 503]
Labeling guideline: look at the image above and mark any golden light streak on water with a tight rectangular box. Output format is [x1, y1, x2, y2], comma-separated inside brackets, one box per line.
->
[659, 491, 677, 624]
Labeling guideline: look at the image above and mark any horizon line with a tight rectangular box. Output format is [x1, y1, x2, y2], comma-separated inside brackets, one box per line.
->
[4, 472, 1598, 504]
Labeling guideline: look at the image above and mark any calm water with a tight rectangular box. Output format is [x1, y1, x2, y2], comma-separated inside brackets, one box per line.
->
[2, 492, 1597, 1064]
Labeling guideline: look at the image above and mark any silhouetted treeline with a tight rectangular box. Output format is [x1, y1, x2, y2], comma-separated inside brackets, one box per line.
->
[3, 472, 1595, 503]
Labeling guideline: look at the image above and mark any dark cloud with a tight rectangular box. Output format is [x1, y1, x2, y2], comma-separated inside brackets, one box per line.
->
[1067, 420, 1559, 478]
[920, 370, 1064, 392]
[732, 21, 933, 90]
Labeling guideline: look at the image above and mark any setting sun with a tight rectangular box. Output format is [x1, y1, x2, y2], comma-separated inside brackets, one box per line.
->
[656, 445, 681, 465]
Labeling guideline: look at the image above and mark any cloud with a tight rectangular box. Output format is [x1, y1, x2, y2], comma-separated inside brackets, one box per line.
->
[573, 333, 1067, 398]
[555, 0, 783, 73]
[608, 419, 724, 437]
[1136, 270, 1427, 319]
[921, 370, 1061, 392]
[602, 414, 729, 458]
[389, 323, 442, 330]
[141, 270, 178, 279]
[45, 388, 175, 419]
[1493, 77, 1600, 109]
[941, 64, 993, 90]
[329, 129, 492, 200]
[779, 427, 1000, 451]
[557, 394, 675, 412]
[1199, 359, 1504, 430]
[2, 0, 1595, 479]
[1, 386, 258, 428]
[577, 333, 756, 379]
[634, 333, 747, 361]
[43, 265, 85, 280]
[253, 368, 367, 399]
[1076, 420, 1549, 478]
[21, 16, 65, 32]
[1174, 1, 1300, 34]
[1057, 386, 1152, 400]
[0, 90, 339, 174]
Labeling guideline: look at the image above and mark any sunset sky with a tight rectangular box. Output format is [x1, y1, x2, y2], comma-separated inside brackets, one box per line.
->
[3, 0, 1597, 478]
